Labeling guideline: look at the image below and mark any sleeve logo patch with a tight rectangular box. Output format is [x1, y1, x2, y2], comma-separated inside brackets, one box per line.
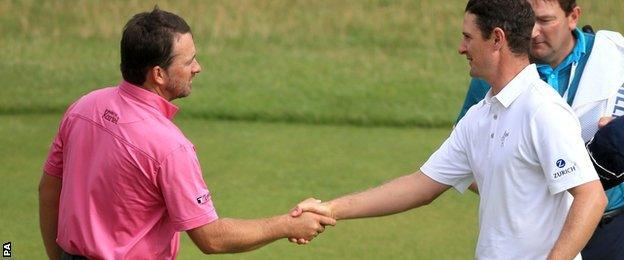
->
[196, 193, 210, 205]
[553, 160, 576, 179]
[556, 159, 566, 168]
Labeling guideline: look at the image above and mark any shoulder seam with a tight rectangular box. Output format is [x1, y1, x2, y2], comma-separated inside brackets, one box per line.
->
[68, 113, 160, 164]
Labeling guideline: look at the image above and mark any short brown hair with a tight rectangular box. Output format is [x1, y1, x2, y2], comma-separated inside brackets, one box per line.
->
[466, 0, 535, 56]
[120, 7, 192, 85]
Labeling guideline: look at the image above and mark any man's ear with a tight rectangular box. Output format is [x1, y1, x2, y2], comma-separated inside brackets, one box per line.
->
[567, 6, 581, 30]
[492, 27, 505, 51]
[147, 66, 167, 86]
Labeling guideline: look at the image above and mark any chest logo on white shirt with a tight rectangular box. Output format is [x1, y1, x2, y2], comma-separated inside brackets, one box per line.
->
[500, 130, 510, 147]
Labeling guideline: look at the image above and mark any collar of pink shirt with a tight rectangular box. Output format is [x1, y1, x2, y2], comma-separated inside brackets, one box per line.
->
[118, 81, 179, 119]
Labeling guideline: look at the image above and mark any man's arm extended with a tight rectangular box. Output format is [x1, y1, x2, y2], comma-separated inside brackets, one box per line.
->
[291, 171, 450, 220]
[39, 173, 63, 260]
[187, 212, 335, 254]
[547, 180, 607, 260]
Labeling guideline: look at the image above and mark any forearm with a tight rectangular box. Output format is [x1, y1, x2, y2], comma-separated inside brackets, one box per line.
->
[329, 172, 448, 220]
[548, 181, 606, 260]
[38, 174, 63, 260]
[188, 215, 289, 254]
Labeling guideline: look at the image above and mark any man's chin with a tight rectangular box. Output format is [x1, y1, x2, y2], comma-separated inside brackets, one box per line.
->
[179, 92, 190, 99]
[468, 69, 478, 78]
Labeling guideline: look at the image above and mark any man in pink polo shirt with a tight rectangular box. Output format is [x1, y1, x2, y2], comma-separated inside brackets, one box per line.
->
[38, 7, 335, 260]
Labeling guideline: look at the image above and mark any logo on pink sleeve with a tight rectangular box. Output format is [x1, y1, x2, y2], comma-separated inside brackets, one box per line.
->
[196, 193, 210, 205]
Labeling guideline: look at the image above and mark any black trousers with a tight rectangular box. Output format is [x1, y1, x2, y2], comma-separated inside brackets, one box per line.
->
[581, 210, 624, 260]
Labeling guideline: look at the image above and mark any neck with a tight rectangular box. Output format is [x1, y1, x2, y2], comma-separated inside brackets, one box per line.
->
[142, 81, 171, 101]
[487, 54, 530, 95]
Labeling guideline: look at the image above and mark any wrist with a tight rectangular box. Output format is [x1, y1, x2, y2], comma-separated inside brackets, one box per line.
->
[275, 214, 293, 238]
[326, 200, 339, 220]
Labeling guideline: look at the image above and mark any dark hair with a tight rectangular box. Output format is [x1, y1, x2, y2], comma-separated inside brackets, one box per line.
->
[120, 7, 191, 86]
[465, 0, 535, 56]
[554, 0, 577, 15]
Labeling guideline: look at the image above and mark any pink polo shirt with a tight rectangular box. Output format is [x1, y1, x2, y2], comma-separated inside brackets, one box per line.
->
[44, 81, 218, 259]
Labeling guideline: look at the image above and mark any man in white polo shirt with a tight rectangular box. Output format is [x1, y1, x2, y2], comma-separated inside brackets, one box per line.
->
[290, 0, 606, 258]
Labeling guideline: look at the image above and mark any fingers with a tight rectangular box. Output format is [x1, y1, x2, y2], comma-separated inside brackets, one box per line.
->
[316, 224, 326, 234]
[286, 210, 335, 245]
[289, 207, 302, 217]
[285, 198, 338, 246]
[297, 200, 331, 218]
[598, 116, 614, 128]
[288, 237, 309, 245]
[290, 198, 322, 217]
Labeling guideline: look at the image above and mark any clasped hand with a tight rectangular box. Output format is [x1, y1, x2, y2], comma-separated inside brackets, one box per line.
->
[287, 198, 334, 245]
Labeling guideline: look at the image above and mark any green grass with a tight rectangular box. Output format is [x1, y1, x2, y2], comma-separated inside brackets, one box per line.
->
[0, 114, 478, 259]
[3, 0, 622, 126]
[1, 1, 624, 258]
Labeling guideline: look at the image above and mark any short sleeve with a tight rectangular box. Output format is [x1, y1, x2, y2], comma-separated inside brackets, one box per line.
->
[456, 78, 491, 124]
[530, 103, 599, 194]
[43, 101, 82, 178]
[421, 121, 474, 193]
[43, 115, 71, 178]
[158, 145, 219, 231]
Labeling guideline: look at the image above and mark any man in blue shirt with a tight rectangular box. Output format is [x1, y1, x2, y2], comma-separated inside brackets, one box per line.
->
[455, 0, 624, 259]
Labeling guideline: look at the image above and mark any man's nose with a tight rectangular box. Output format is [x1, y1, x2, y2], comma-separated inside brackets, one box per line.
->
[458, 42, 467, 55]
[531, 25, 540, 39]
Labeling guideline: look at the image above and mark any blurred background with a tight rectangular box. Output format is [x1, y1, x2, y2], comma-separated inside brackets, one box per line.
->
[1, 0, 622, 259]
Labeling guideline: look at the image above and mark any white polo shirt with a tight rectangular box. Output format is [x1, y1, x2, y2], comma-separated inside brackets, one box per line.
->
[421, 64, 598, 260]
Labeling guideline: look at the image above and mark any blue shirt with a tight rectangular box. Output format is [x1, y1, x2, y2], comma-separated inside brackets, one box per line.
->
[536, 27, 588, 105]
[455, 29, 624, 211]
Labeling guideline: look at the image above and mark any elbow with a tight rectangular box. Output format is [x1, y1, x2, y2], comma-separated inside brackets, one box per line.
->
[199, 247, 217, 255]
[598, 192, 608, 212]
[423, 196, 436, 206]
[189, 219, 238, 255]
[198, 236, 243, 255]
[199, 246, 220, 255]
[38, 176, 46, 196]
[198, 240, 227, 254]
[592, 184, 608, 213]
[418, 193, 437, 206]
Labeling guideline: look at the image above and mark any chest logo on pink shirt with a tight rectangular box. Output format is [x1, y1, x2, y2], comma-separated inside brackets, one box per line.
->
[102, 109, 119, 124]
[196, 193, 210, 205]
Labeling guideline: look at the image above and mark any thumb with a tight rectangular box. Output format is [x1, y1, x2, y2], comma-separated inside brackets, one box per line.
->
[290, 207, 303, 217]
[290, 198, 322, 217]
[299, 203, 330, 217]
[317, 214, 337, 226]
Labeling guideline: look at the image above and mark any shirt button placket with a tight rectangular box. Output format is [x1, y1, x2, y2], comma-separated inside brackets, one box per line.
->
[488, 106, 499, 157]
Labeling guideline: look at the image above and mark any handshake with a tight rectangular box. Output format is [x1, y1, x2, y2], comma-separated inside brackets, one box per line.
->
[285, 198, 335, 245]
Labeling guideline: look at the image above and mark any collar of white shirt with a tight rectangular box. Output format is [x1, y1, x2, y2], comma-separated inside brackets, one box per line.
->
[482, 64, 539, 108]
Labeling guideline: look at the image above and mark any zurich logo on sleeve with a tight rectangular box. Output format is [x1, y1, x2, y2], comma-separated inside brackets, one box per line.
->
[556, 159, 566, 168]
